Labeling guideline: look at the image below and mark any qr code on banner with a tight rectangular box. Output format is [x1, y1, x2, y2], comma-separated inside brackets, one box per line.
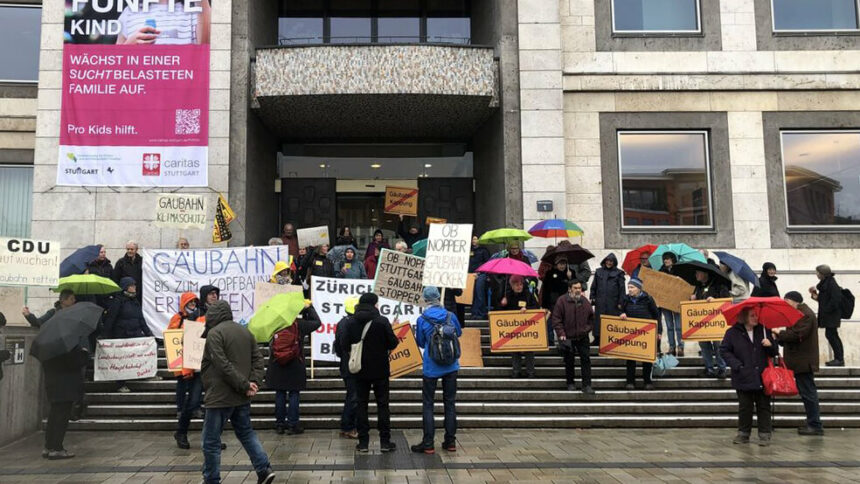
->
[175, 109, 201, 135]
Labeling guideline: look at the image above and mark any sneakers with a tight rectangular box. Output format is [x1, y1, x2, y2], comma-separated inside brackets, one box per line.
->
[825, 359, 845, 367]
[46, 449, 75, 460]
[678, 348, 685, 357]
[174, 432, 191, 450]
[340, 430, 358, 439]
[380, 441, 397, 453]
[286, 426, 304, 435]
[355, 442, 369, 453]
[117, 385, 131, 393]
[442, 440, 457, 452]
[758, 433, 772, 447]
[732, 432, 750, 444]
[256, 468, 276, 484]
[411, 442, 435, 454]
[798, 426, 824, 436]
[625, 383, 635, 390]
[582, 386, 595, 395]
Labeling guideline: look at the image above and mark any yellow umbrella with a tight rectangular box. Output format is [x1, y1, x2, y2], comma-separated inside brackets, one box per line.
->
[248, 292, 306, 343]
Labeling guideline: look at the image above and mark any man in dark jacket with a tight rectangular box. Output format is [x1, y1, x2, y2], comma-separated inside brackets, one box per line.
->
[333, 297, 360, 439]
[589, 253, 624, 346]
[552, 280, 595, 394]
[200, 300, 274, 484]
[199, 285, 221, 317]
[468, 236, 490, 273]
[619, 279, 660, 390]
[112, 241, 143, 302]
[777, 291, 823, 436]
[751, 262, 779, 298]
[397, 215, 424, 249]
[346, 292, 399, 453]
[659, 252, 684, 357]
[280, 223, 300, 261]
[692, 271, 730, 378]
[810, 264, 844, 367]
[103, 277, 152, 393]
[86, 245, 113, 278]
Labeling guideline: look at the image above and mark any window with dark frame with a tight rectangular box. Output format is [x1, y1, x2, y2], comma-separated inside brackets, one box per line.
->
[771, 0, 860, 32]
[0, 4, 42, 82]
[780, 131, 860, 227]
[611, 0, 701, 33]
[617, 131, 713, 229]
[278, 0, 470, 45]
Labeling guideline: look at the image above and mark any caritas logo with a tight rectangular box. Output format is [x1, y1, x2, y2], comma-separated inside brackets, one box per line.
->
[142, 153, 161, 176]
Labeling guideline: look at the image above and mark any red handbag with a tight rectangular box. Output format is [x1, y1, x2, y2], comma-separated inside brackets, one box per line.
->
[761, 357, 798, 397]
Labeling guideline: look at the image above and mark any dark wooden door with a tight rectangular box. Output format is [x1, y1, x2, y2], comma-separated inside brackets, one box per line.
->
[418, 178, 474, 224]
[280, 178, 336, 238]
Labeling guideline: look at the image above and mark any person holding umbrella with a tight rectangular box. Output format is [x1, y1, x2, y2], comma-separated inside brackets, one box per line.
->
[659, 252, 684, 357]
[688, 266, 731, 378]
[776, 292, 823, 436]
[719, 261, 750, 300]
[501, 275, 540, 378]
[719, 307, 778, 446]
[85, 245, 113, 279]
[541, 255, 572, 346]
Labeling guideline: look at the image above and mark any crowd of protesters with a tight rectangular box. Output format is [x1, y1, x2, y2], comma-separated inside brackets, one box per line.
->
[13, 216, 854, 475]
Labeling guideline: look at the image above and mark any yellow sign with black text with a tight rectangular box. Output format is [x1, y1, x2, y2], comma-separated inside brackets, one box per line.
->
[488, 310, 548, 353]
[389, 322, 422, 379]
[680, 298, 733, 342]
[162, 329, 184, 370]
[598, 315, 658, 363]
[384, 186, 419, 216]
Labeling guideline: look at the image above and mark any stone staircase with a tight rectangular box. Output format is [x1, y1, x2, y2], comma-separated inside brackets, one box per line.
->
[69, 318, 860, 430]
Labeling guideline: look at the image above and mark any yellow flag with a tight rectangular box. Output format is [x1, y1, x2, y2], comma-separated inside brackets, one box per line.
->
[218, 193, 235, 225]
[213, 198, 232, 243]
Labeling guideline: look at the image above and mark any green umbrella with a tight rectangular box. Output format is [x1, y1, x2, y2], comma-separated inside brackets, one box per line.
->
[53, 274, 120, 295]
[411, 239, 428, 257]
[478, 228, 532, 245]
[248, 291, 306, 343]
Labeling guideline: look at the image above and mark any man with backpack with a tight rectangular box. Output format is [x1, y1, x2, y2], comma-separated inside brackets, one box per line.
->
[809, 264, 853, 367]
[345, 292, 399, 453]
[412, 286, 462, 454]
[264, 301, 321, 435]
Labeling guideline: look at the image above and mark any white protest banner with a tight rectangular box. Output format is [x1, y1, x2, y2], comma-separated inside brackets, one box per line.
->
[154, 193, 207, 230]
[94, 337, 158, 381]
[183, 320, 206, 370]
[297, 226, 330, 248]
[0, 238, 61, 287]
[141, 246, 288, 336]
[311, 276, 421, 362]
[422, 224, 472, 289]
[373, 249, 425, 306]
[253, 282, 304, 312]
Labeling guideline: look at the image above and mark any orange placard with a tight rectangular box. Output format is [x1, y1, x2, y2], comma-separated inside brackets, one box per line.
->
[425, 216, 447, 225]
[384, 186, 419, 216]
[598, 315, 658, 363]
[680, 298, 733, 341]
[488, 310, 548, 353]
[389, 322, 422, 379]
[163, 329, 183, 370]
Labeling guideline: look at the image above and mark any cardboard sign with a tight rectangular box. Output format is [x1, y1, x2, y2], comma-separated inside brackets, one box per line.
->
[455, 273, 476, 305]
[458, 327, 484, 367]
[163, 329, 184, 370]
[182, 321, 206, 370]
[373, 249, 425, 306]
[254, 282, 304, 312]
[489, 310, 548, 353]
[389, 322, 423, 379]
[639, 266, 694, 313]
[426, 217, 447, 225]
[384, 186, 419, 216]
[154, 193, 207, 230]
[598, 315, 658, 363]
[680, 298, 733, 342]
[0, 238, 60, 287]
[297, 226, 331, 248]
[94, 337, 158, 381]
[422, 223, 473, 289]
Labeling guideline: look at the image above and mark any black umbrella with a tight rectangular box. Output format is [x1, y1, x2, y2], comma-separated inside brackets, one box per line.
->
[60, 245, 101, 277]
[540, 240, 595, 266]
[30, 302, 103, 362]
[672, 261, 731, 287]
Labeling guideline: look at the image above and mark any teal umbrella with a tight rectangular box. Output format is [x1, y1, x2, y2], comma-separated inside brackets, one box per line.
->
[648, 243, 706, 271]
[411, 239, 428, 258]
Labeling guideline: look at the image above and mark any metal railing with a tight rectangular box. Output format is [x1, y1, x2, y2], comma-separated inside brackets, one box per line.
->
[277, 35, 471, 45]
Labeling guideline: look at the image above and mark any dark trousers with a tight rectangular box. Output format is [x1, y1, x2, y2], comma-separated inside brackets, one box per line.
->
[45, 401, 74, 451]
[825, 327, 844, 361]
[562, 337, 592, 387]
[340, 377, 358, 432]
[795, 372, 822, 430]
[512, 352, 535, 375]
[355, 378, 391, 446]
[421, 371, 457, 446]
[176, 374, 203, 434]
[625, 360, 653, 384]
[275, 390, 300, 428]
[736, 390, 772, 435]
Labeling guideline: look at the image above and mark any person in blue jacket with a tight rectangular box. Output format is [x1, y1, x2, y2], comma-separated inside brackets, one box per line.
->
[412, 286, 462, 454]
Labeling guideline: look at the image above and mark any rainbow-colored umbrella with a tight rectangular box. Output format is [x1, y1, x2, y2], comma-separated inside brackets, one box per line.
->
[528, 219, 584, 239]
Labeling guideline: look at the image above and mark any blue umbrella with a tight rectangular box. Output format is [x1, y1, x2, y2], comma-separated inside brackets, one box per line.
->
[60, 245, 101, 277]
[714, 251, 760, 288]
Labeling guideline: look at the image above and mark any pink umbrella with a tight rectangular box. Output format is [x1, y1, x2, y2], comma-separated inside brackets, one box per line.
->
[476, 258, 538, 278]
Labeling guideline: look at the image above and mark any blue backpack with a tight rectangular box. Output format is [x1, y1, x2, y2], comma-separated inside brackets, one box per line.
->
[427, 312, 460, 366]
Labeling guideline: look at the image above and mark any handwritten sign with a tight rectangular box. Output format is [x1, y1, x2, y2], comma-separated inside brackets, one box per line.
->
[182, 321, 206, 370]
[373, 249, 425, 306]
[458, 328, 484, 367]
[384, 186, 419, 216]
[422, 223, 473, 289]
[389, 322, 422, 379]
[0, 238, 60, 287]
[455, 273, 476, 305]
[680, 298, 733, 342]
[598, 315, 658, 363]
[154, 193, 207, 230]
[94, 337, 158, 381]
[163, 329, 184, 370]
[254, 282, 304, 312]
[639, 266, 694, 314]
[489, 310, 548, 353]
[297, 226, 330, 248]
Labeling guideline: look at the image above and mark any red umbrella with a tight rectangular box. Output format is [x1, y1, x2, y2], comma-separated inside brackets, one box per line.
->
[476, 258, 538, 278]
[622, 244, 658, 275]
[721, 297, 804, 329]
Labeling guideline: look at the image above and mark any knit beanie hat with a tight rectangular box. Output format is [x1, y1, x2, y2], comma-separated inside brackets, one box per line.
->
[359, 293, 379, 306]
[629, 278, 643, 290]
[423, 286, 441, 304]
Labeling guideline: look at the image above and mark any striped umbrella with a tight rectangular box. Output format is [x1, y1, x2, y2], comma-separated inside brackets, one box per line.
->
[528, 219, 585, 239]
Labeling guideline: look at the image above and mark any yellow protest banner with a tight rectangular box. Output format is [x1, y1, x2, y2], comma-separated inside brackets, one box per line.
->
[458, 328, 484, 367]
[488, 310, 548, 353]
[384, 186, 419, 216]
[639, 266, 694, 313]
[389, 322, 422, 379]
[598, 315, 658, 363]
[681, 298, 733, 342]
[455, 273, 476, 305]
[163, 329, 184, 370]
